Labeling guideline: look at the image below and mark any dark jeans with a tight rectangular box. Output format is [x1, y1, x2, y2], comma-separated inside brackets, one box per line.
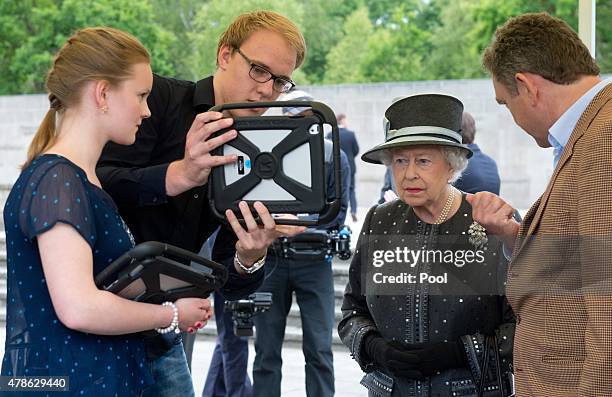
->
[252, 256, 335, 397]
[349, 172, 357, 215]
[202, 291, 252, 397]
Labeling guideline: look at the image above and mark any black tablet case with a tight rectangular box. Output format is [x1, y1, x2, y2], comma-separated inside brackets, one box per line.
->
[94, 241, 228, 303]
[208, 101, 341, 226]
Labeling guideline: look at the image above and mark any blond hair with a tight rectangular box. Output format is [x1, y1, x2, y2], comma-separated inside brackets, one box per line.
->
[217, 10, 306, 69]
[24, 27, 150, 169]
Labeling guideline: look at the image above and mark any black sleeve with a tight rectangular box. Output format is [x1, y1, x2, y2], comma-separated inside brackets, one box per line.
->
[337, 205, 380, 372]
[96, 74, 171, 209]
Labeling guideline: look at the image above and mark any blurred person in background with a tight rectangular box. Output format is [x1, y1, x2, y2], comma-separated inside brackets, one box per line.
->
[328, 113, 360, 221]
[453, 111, 500, 195]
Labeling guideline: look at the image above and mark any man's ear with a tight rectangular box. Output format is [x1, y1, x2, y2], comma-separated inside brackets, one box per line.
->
[515, 72, 539, 106]
[217, 44, 233, 70]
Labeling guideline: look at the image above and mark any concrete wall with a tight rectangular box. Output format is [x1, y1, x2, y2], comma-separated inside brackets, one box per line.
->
[0, 94, 49, 186]
[0, 79, 558, 210]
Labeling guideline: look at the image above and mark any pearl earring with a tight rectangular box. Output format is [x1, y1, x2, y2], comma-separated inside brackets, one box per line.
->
[101, 106, 108, 113]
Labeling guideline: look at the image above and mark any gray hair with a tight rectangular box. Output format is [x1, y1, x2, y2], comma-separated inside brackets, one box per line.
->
[381, 146, 468, 183]
[442, 147, 469, 182]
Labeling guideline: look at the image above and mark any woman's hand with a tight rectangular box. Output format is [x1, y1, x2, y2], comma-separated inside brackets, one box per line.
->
[363, 334, 422, 378]
[364, 334, 467, 379]
[174, 297, 212, 333]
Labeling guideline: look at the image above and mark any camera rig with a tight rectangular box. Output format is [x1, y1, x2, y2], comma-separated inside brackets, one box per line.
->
[272, 226, 352, 261]
[223, 227, 351, 336]
[224, 292, 273, 336]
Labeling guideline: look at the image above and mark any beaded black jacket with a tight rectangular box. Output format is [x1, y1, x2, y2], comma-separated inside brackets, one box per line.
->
[338, 197, 516, 397]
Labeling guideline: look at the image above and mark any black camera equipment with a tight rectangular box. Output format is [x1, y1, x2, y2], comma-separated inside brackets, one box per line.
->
[272, 225, 352, 261]
[208, 101, 342, 226]
[224, 292, 273, 336]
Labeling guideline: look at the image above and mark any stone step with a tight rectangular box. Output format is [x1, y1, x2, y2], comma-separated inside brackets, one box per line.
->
[332, 260, 351, 286]
[0, 185, 10, 229]
[198, 318, 344, 345]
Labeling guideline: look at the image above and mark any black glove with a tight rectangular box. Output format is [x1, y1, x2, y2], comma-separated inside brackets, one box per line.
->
[396, 341, 469, 378]
[363, 333, 422, 378]
[363, 333, 468, 379]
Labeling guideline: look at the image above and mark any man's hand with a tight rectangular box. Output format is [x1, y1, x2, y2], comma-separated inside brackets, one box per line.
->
[166, 111, 238, 196]
[226, 201, 306, 269]
[466, 192, 520, 250]
[383, 189, 398, 202]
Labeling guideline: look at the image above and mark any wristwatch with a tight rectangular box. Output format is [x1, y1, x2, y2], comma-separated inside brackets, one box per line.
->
[234, 253, 266, 274]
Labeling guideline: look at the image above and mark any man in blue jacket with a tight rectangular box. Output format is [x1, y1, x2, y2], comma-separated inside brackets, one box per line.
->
[454, 112, 501, 194]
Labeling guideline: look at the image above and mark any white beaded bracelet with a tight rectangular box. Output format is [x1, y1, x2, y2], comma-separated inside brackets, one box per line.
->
[155, 301, 180, 335]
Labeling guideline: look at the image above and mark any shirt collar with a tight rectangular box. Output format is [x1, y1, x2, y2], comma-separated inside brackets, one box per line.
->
[548, 78, 612, 149]
[193, 76, 215, 111]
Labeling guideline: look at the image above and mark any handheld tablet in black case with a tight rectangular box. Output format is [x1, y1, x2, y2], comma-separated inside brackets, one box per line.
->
[208, 101, 341, 226]
[94, 241, 228, 304]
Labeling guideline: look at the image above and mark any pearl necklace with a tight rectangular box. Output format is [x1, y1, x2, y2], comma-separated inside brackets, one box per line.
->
[434, 186, 456, 224]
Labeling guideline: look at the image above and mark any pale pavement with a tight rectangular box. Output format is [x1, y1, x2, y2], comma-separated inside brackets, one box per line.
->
[190, 335, 366, 396]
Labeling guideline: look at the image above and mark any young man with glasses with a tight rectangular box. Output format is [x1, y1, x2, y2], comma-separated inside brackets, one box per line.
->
[234, 48, 295, 94]
[96, 10, 306, 397]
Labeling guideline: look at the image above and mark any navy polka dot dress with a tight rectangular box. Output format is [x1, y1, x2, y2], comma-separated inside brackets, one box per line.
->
[2, 155, 153, 396]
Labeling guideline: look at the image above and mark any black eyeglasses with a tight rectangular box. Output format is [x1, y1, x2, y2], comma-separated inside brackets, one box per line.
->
[235, 48, 295, 94]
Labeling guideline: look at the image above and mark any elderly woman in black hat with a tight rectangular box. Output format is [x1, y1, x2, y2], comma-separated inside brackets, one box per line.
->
[338, 94, 515, 397]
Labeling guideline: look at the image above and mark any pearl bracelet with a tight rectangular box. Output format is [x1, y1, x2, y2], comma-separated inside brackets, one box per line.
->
[155, 301, 180, 335]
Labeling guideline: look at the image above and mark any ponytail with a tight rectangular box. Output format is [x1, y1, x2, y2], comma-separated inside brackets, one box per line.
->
[22, 107, 58, 169]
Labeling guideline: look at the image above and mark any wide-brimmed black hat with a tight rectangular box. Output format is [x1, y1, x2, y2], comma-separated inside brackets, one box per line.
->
[361, 94, 473, 164]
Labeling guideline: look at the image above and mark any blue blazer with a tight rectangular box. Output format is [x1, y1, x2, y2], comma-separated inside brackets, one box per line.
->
[454, 144, 500, 195]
